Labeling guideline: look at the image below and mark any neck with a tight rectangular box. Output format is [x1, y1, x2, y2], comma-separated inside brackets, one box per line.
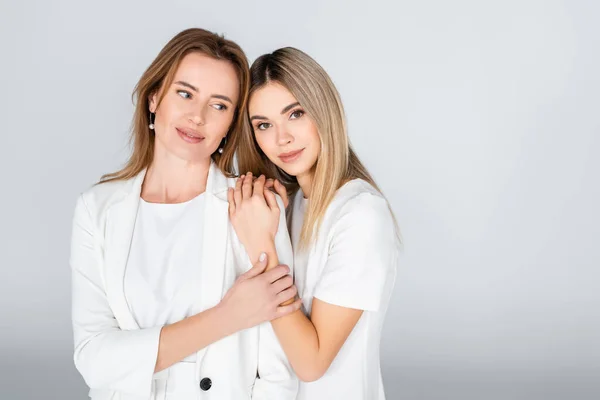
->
[141, 145, 211, 204]
[297, 169, 314, 199]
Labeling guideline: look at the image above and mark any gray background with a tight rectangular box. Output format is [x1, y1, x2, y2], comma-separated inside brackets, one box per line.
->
[1, 0, 598, 399]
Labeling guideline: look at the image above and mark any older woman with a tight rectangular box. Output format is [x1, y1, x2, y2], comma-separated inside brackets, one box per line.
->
[69, 29, 300, 400]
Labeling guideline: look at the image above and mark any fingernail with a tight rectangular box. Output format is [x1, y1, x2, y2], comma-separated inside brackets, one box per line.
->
[259, 252, 266, 262]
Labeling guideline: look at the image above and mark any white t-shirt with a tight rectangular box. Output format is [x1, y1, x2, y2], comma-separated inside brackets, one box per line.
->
[124, 193, 206, 346]
[290, 180, 398, 400]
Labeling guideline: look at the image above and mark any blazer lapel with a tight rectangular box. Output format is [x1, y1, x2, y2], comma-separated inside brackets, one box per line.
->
[103, 163, 230, 336]
[198, 162, 230, 310]
[194, 163, 230, 367]
[104, 170, 146, 331]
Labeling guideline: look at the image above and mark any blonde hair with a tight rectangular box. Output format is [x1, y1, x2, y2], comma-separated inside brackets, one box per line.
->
[237, 47, 399, 248]
[99, 28, 249, 183]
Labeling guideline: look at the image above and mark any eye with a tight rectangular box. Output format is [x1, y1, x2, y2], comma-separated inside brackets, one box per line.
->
[290, 109, 304, 120]
[211, 103, 228, 111]
[177, 90, 192, 99]
[256, 122, 272, 131]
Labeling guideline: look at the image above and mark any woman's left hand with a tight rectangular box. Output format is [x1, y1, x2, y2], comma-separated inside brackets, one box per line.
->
[228, 172, 280, 261]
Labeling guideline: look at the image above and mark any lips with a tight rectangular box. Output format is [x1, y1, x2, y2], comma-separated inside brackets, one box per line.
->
[176, 127, 205, 144]
[278, 148, 305, 163]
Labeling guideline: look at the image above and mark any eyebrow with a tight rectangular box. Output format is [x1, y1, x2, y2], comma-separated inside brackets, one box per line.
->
[174, 80, 233, 104]
[281, 102, 300, 114]
[250, 102, 301, 121]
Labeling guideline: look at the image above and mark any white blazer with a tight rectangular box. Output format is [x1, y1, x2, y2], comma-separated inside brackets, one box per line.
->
[70, 162, 297, 400]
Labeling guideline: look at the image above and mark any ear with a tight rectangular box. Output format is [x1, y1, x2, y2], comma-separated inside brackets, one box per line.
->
[148, 92, 157, 113]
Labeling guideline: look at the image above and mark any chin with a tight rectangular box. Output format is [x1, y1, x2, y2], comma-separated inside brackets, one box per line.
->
[165, 145, 210, 163]
[276, 163, 311, 178]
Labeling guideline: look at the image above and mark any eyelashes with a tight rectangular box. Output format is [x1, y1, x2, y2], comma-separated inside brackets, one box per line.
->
[289, 109, 304, 119]
[177, 90, 192, 99]
[175, 90, 228, 111]
[254, 108, 305, 131]
[212, 104, 228, 111]
[256, 122, 272, 131]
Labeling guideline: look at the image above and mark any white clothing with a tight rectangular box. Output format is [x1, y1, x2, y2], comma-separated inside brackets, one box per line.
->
[70, 162, 298, 400]
[125, 194, 205, 333]
[289, 179, 399, 400]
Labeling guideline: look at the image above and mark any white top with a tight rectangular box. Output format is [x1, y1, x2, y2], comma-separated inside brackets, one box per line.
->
[124, 193, 205, 331]
[290, 179, 399, 400]
[70, 162, 297, 400]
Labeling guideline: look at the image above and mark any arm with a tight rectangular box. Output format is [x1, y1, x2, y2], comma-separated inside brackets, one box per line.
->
[229, 182, 396, 382]
[251, 195, 299, 399]
[71, 194, 297, 396]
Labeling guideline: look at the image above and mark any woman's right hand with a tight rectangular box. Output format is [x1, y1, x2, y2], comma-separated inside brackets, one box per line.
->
[265, 178, 289, 209]
[218, 253, 302, 331]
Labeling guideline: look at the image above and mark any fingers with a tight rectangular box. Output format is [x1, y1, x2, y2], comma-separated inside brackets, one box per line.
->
[275, 298, 303, 318]
[234, 175, 243, 206]
[271, 275, 294, 294]
[227, 188, 235, 216]
[275, 285, 298, 305]
[262, 264, 290, 283]
[264, 189, 279, 212]
[265, 178, 274, 189]
[242, 172, 253, 199]
[253, 175, 266, 198]
[239, 252, 268, 281]
[273, 180, 289, 209]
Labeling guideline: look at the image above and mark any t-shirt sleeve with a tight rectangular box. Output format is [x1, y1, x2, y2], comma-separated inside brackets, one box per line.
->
[313, 193, 398, 312]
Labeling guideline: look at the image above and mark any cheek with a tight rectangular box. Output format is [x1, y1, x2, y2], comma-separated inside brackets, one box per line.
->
[211, 111, 235, 136]
[255, 133, 276, 157]
[295, 120, 321, 148]
[156, 98, 179, 127]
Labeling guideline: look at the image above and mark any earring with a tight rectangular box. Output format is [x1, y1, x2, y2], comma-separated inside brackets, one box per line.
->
[218, 136, 227, 154]
[149, 112, 155, 130]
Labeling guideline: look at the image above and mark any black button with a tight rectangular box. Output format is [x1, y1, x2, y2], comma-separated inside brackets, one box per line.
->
[200, 377, 212, 391]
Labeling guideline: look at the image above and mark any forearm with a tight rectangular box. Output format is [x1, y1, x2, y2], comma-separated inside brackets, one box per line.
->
[155, 304, 237, 372]
[245, 239, 296, 309]
[245, 239, 279, 270]
[271, 311, 324, 382]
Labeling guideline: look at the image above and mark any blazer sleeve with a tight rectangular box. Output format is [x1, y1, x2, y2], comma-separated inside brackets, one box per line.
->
[70, 194, 162, 397]
[252, 195, 299, 399]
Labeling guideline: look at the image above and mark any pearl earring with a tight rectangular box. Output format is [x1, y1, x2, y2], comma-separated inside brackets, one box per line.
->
[218, 136, 227, 154]
[149, 112, 155, 130]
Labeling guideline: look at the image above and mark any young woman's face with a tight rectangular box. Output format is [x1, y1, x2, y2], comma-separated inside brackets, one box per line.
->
[150, 52, 239, 163]
[248, 83, 320, 178]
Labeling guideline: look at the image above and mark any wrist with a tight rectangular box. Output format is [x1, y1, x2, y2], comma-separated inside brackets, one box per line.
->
[211, 301, 240, 336]
[247, 239, 277, 266]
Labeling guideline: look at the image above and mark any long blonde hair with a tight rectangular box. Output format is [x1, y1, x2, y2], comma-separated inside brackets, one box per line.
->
[100, 28, 249, 183]
[237, 47, 399, 248]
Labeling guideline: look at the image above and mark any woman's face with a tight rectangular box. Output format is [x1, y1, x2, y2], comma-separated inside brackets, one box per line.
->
[248, 83, 320, 178]
[150, 52, 239, 163]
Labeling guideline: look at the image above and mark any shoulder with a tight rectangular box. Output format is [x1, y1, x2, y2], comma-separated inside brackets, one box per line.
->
[221, 174, 287, 210]
[328, 179, 391, 222]
[315, 179, 397, 245]
[76, 175, 139, 218]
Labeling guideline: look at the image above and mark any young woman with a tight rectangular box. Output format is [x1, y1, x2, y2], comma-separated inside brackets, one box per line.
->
[69, 29, 301, 400]
[230, 48, 401, 399]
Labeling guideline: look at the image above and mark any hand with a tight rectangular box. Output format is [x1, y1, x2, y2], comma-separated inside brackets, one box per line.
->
[265, 178, 289, 209]
[228, 172, 280, 259]
[219, 253, 302, 330]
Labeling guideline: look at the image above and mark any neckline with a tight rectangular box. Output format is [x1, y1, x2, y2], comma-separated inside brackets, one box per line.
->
[140, 191, 206, 206]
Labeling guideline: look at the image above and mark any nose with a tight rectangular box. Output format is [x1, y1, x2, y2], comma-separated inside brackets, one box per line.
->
[276, 127, 293, 146]
[189, 108, 206, 126]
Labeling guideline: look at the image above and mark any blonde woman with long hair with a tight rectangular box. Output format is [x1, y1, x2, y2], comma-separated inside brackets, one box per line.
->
[69, 29, 301, 399]
[229, 47, 400, 399]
